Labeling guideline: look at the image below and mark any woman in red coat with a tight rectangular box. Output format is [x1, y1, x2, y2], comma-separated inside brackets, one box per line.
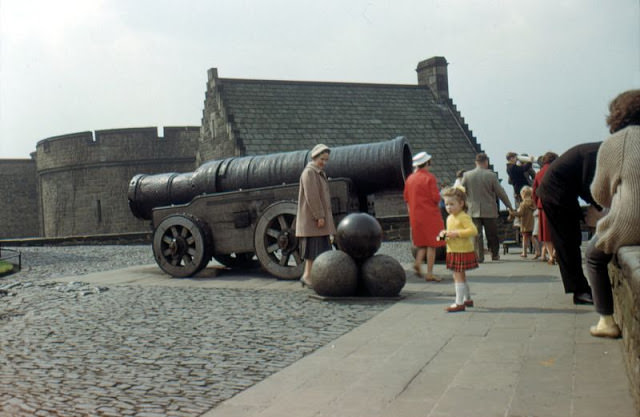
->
[532, 152, 558, 264]
[403, 151, 446, 281]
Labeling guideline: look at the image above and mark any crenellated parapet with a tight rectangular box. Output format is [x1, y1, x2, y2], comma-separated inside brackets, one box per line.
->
[34, 126, 199, 237]
[36, 126, 199, 173]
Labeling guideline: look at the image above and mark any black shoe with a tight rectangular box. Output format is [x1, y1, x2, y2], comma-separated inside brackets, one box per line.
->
[300, 278, 313, 289]
[573, 292, 593, 305]
[491, 255, 500, 261]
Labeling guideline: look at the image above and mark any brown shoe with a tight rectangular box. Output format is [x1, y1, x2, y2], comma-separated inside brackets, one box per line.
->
[425, 274, 442, 282]
[413, 263, 421, 277]
[445, 304, 466, 312]
[464, 299, 474, 307]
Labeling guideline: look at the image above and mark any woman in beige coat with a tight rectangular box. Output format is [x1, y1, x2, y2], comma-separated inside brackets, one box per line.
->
[296, 144, 336, 287]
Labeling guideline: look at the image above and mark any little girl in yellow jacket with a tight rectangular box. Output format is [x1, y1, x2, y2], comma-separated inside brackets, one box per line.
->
[438, 187, 479, 312]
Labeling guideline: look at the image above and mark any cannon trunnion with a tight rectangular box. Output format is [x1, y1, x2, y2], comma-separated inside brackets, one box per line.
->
[129, 137, 412, 279]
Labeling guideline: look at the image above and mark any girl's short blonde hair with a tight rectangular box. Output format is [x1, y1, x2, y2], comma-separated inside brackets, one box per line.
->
[441, 186, 468, 212]
[520, 185, 533, 199]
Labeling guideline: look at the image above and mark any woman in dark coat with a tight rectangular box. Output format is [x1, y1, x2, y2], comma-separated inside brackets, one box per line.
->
[536, 142, 602, 305]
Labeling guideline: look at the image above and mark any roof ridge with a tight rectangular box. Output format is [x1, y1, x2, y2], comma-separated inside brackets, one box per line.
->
[219, 78, 423, 89]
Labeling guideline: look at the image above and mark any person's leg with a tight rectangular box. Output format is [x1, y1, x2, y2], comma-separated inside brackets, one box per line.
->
[301, 236, 331, 287]
[463, 280, 473, 306]
[548, 240, 556, 264]
[425, 247, 441, 281]
[542, 200, 591, 294]
[585, 236, 614, 315]
[301, 259, 313, 286]
[483, 217, 500, 259]
[521, 232, 530, 256]
[300, 237, 312, 284]
[585, 236, 620, 337]
[414, 247, 426, 276]
[532, 235, 541, 258]
[472, 218, 485, 263]
[447, 271, 467, 312]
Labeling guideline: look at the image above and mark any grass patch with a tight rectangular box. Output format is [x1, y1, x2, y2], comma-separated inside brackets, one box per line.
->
[0, 260, 14, 274]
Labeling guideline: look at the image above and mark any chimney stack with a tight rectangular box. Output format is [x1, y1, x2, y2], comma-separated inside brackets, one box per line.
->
[416, 57, 449, 101]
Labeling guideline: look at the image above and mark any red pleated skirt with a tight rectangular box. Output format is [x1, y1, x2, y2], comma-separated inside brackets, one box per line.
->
[446, 252, 479, 272]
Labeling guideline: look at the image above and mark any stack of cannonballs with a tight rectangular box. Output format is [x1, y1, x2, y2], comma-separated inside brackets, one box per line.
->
[309, 213, 406, 298]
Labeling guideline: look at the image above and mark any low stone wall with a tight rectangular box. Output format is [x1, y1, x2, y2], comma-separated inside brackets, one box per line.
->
[379, 211, 518, 243]
[0, 232, 151, 247]
[378, 216, 411, 241]
[609, 245, 640, 410]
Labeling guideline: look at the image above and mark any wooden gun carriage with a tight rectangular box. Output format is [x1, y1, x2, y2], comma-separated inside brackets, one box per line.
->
[128, 136, 412, 279]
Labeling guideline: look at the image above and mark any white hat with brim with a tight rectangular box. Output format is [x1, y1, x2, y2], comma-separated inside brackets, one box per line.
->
[412, 151, 432, 167]
[311, 144, 330, 159]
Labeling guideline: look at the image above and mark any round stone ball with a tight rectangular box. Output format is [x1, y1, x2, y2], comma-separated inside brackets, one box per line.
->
[310, 250, 358, 297]
[335, 213, 383, 261]
[361, 254, 406, 297]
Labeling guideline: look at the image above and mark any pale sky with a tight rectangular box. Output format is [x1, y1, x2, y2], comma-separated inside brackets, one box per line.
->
[1, 0, 639, 191]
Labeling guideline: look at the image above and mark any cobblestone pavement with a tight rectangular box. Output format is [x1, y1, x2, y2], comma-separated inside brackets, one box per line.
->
[0, 244, 408, 417]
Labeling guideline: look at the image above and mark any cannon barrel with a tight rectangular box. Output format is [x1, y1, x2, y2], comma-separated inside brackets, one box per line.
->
[128, 136, 413, 220]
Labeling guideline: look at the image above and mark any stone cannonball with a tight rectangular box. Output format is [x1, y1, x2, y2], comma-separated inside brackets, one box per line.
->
[335, 213, 383, 261]
[361, 254, 406, 297]
[310, 250, 358, 297]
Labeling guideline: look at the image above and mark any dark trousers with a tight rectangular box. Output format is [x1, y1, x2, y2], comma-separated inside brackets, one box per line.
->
[585, 236, 614, 315]
[541, 200, 591, 294]
[472, 217, 499, 261]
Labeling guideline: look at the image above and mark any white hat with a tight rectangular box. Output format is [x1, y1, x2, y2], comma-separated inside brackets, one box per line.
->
[311, 144, 330, 158]
[412, 151, 432, 167]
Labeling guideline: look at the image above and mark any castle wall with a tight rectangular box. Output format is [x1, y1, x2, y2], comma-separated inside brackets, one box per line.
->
[0, 159, 40, 238]
[36, 127, 199, 237]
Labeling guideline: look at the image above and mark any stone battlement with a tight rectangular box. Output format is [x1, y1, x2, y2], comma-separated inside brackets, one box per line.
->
[32, 126, 199, 237]
[36, 126, 199, 172]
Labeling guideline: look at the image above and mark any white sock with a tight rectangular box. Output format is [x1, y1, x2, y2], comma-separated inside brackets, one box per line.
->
[463, 282, 471, 301]
[455, 283, 465, 305]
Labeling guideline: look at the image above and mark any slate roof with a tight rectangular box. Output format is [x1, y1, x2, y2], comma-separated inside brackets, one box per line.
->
[215, 78, 483, 184]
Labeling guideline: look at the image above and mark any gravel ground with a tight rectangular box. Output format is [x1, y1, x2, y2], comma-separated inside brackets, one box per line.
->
[0, 242, 412, 417]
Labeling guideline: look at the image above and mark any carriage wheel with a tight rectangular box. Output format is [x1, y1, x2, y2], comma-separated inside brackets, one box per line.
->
[152, 214, 212, 278]
[254, 201, 304, 280]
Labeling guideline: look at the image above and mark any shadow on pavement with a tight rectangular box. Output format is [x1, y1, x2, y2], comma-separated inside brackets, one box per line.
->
[474, 306, 592, 314]
[467, 274, 558, 284]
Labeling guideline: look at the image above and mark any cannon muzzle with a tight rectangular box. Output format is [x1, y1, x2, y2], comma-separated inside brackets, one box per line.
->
[129, 136, 412, 220]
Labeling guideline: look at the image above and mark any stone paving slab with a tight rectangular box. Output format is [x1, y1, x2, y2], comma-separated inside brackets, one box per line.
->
[201, 254, 638, 417]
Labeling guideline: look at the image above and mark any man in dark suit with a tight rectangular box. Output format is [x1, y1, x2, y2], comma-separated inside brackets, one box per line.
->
[461, 153, 514, 262]
[536, 142, 602, 305]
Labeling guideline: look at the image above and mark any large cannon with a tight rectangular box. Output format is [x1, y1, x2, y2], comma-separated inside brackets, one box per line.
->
[128, 136, 412, 279]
